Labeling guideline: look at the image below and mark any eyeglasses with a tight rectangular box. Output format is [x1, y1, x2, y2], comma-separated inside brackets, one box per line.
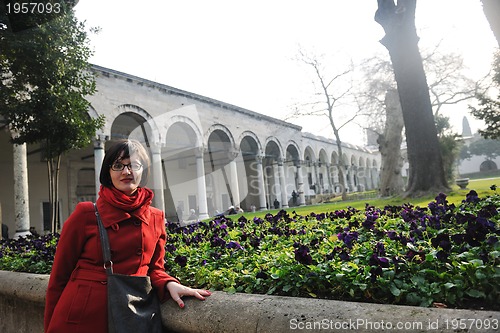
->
[110, 162, 143, 171]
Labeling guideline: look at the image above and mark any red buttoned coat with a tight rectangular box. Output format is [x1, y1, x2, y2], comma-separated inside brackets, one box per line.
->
[44, 200, 178, 333]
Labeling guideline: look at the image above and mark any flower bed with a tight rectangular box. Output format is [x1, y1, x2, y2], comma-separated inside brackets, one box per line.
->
[1, 188, 499, 310]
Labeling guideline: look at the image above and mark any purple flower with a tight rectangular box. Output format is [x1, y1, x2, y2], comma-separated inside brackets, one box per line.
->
[165, 244, 177, 253]
[174, 255, 187, 267]
[464, 190, 480, 203]
[338, 231, 358, 249]
[374, 242, 386, 256]
[210, 236, 226, 248]
[431, 233, 451, 251]
[338, 250, 350, 261]
[226, 241, 243, 250]
[387, 230, 399, 240]
[294, 244, 313, 265]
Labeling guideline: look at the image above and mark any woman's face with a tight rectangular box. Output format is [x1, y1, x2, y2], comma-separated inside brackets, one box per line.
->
[109, 152, 143, 195]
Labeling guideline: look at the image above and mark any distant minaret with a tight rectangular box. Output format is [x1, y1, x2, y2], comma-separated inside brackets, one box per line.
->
[462, 116, 472, 137]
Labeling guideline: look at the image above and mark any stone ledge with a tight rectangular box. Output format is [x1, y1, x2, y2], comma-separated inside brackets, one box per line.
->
[1, 270, 499, 333]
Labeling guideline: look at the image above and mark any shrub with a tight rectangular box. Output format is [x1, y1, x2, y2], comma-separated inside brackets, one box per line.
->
[164, 189, 499, 310]
[1, 189, 498, 310]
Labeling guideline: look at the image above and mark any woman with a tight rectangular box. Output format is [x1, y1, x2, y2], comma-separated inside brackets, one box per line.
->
[44, 139, 211, 333]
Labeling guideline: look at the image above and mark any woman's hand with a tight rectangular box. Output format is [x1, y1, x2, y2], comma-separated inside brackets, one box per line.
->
[166, 281, 211, 309]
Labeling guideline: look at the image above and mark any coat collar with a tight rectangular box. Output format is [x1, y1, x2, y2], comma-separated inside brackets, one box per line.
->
[96, 200, 151, 227]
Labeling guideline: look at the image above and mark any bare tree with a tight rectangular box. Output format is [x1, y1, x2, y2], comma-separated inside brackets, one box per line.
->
[289, 50, 360, 200]
[375, 0, 448, 197]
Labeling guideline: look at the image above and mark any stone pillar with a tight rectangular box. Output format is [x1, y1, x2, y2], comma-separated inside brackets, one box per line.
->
[150, 142, 165, 211]
[196, 148, 209, 220]
[326, 163, 334, 193]
[278, 158, 288, 208]
[93, 134, 107, 197]
[255, 154, 267, 210]
[13, 143, 30, 238]
[296, 161, 305, 206]
[229, 150, 240, 207]
[312, 162, 319, 194]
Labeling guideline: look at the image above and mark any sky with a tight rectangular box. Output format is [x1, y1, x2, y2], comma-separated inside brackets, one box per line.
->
[74, 0, 498, 146]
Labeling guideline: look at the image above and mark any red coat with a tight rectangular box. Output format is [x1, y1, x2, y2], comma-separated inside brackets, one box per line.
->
[44, 200, 178, 333]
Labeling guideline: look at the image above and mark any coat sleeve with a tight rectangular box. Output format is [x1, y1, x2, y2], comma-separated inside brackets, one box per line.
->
[148, 209, 180, 302]
[44, 202, 92, 332]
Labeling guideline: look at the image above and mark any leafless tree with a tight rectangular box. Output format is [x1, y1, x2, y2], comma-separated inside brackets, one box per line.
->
[289, 49, 362, 200]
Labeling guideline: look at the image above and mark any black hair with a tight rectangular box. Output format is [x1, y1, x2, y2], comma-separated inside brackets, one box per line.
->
[99, 139, 151, 188]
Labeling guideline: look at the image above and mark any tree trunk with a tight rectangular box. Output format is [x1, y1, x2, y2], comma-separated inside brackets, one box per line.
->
[47, 155, 61, 233]
[481, 0, 500, 47]
[330, 117, 348, 201]
[375, 0, 448, 197]
[378, 89, 404, 196]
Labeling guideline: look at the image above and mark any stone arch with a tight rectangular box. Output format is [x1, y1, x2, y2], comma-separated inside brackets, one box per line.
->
[264, 137, 284, 159]
[112, 104, 161, 143]
[303, 146, 316, 195]
[162, 120, 201, 221]
[164, 115, 203, 148]
[205, 124, 236, 150]
[237, 131, 263, 154]
[480, 160, 497, 171]
[285, 141, 301, 205]
[239, 133, 263, 211]
[205, 126, 239, 214]
[285, 141, 301, 165]
[318, 149, 329, 193]
[263, 138, 283, 208]
[358, 156, 367, 191]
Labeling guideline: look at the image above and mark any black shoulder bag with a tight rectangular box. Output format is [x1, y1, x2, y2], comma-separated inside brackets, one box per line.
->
[94, 203, 163, 333]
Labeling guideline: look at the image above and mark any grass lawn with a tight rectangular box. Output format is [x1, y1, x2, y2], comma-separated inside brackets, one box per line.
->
[236, 177, 500, 220]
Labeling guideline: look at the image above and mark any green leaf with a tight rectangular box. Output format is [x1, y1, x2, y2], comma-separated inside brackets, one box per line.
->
[443, 282, 455, 290]
[465, 289, 486, 298]
[389, 283, 401, 296]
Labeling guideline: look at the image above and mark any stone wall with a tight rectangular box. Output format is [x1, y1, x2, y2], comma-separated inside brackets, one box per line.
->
[1, 270, 498, 333]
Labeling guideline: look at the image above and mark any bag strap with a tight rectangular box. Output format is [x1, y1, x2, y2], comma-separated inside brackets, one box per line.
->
[94, 203, 113, 275]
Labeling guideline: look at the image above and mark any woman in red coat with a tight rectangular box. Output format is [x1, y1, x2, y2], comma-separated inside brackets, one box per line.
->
[44, 139, 211, 333]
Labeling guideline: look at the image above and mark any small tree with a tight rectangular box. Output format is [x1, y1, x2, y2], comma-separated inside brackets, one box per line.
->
[290, 50, 360, 200]
[435, 114, 462, 181]
[0, 4, 104, 232]
[470, 51, 500, 140]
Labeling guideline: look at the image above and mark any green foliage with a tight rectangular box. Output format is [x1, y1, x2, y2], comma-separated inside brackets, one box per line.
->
[1, 189, 498, 310]
[0, 3, 104, 155]
[470, 51, 500, 140]
[0, 233, 58, 274]
[461, 135, 500, 161]
[436, 114, 462, 181]
[163, 188, 499, 310]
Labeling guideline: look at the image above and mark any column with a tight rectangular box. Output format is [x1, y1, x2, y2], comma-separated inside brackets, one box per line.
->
[351, 165, 357, 192]
[13, 143, 30, 238]
[256, 154, 267, 210]
[93, 134, 107, 197]
[150, 142, 165, 211]
[312, 162, 319, 194]
[296, 160, 305, 206]
[278, 158, 288, 208]
[196, 148, 209, 219]
[229, 150, 240, 207]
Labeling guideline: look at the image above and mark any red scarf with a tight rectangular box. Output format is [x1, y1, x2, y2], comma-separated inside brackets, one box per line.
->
[97, 185, 154, 225]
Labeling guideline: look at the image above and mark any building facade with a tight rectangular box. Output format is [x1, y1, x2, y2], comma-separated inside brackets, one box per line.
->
[0, 65, 380, 235]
